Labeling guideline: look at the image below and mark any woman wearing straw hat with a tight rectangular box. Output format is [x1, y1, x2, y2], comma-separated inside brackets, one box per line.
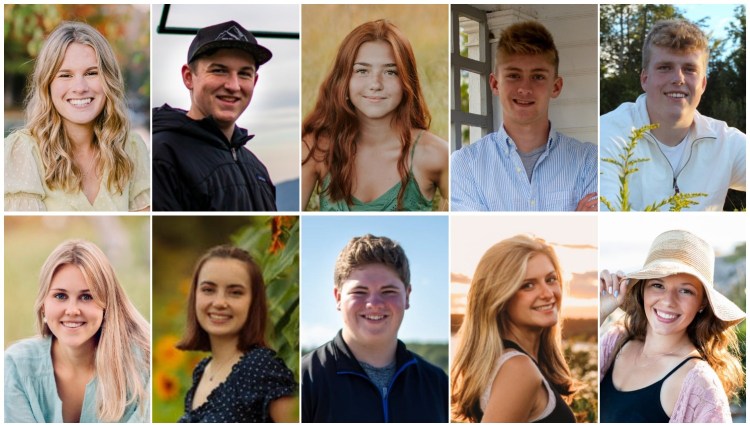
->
[599, 229, 745, 423]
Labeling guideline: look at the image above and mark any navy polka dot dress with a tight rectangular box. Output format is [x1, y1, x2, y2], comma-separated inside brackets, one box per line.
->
[178, 346, 296, 423]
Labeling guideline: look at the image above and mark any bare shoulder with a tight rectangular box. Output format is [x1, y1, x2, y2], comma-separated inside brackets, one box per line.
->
[493, 352, 542, 390]
[412, 130, 448, 172]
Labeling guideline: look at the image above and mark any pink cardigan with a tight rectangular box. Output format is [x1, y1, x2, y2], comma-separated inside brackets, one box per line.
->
[600, 326, 732, 423]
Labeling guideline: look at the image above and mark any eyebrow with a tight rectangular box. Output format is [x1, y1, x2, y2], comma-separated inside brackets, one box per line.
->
[353, 62, 397, 67]
[502, 66, 551, 73]
[199, 281, 248, 289]
[50, 287, 91, 293]
[57, 66, 98, 73]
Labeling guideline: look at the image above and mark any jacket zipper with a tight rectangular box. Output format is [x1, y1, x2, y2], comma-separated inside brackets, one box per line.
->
[647, 133, 704, 196]
[337, 358, 417, 423]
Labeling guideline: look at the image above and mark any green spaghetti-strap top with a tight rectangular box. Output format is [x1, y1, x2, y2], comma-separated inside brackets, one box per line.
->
[319, 131, 433, 212]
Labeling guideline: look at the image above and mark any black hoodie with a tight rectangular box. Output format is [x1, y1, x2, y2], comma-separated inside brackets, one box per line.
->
[152, 104, 276, 211]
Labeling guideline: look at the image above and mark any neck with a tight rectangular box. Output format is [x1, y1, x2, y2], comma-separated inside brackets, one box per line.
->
[357, 116, 399, 147]
[52, 337, 96, 371]
[503, 120, 550, 153]
[209, 335, 242, 363]
[64, 122, 95, 151]
[646, 102, 693, 146]
[342, 330, 397, 368]
[505, 324, 543, 362]
[643, 328, 695, 355]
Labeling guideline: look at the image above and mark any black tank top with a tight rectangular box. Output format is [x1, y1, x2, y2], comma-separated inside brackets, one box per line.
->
[601, 355, 701, 423]
[500, 340, 576, 423]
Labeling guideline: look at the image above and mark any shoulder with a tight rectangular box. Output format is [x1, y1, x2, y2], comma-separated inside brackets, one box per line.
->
[672, 360, 731, 422]
[491, 351, 542, 394]
[125, 132, 149, 157]
[5, 129, 39, 155]
[5, 337, 51, 373]
[694, 112, 746, 143]
[556, 133, 597, 155]
[413, 130, 448, 171]
[301, 340, 336, 371]
[451, 132, 496, 164]
[682, 360, 725, 389]
[408, 350, 447, 381]
[600, 101, 640, 144]
[601, 100, 638, 123]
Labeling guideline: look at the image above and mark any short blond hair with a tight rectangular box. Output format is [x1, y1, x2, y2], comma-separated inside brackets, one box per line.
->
[643, 19, 709, 70]
[496, 20, 559, 74]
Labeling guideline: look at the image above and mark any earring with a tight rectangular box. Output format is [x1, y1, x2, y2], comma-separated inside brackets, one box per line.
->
[699, 308, 704, 313]
[43, 315, 47, 323]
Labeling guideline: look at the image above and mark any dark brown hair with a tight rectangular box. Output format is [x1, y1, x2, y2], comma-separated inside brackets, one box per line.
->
[176, 245, 268, 351]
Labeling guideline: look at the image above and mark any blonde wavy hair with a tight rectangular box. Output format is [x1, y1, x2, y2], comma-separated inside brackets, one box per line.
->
[33, 240, 150, 422]
[24, 21, 133, 193]
[617, 279, 744, 400]
[451, 235, 575, 422]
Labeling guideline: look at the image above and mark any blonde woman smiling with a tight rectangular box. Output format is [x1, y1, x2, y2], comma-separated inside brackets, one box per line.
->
[4, 22, 149, 211]
[4, 240, 150, 422]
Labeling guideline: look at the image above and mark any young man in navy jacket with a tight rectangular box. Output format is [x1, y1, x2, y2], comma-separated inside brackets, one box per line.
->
[301, 234, 448, 422]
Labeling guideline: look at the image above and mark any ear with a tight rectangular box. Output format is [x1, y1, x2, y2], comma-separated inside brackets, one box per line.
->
[640, 68, 648, 92]
[551, 75, 563, 99]
[182, 64, 194, 91]
[700, 73, 707, 92]
[405, 286, 412, 310]
[489, 72, 500, 96]
[334, 287, 341, 310]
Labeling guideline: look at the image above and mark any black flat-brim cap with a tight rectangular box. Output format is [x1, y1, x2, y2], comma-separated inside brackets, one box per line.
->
[187, 20, 272, 66]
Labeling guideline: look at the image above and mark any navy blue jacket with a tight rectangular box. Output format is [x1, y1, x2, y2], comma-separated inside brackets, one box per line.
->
[301, 330, 448, 423]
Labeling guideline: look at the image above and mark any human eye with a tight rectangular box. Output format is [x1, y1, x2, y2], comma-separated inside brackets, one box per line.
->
[53, 292, 68, 300]
[546, 275, 559, 284]
[200, 285, 215, 294]
[85, 69, 99, 77]
[353, 67, 368, 75]
[532, 74, 546, 81]
[229, 288, 245, 297]
[648, 281, 664, 289]
[520, 281, 534, 290]
[80, 293, 94, 302]
[385, 68, 398, 76]
[505, 73, 520, 80]
[56, 72, 72, 79]
[679, 287, 696, 296]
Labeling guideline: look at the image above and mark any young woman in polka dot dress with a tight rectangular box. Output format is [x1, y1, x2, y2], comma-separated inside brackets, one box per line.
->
[175, 245, 297, 422]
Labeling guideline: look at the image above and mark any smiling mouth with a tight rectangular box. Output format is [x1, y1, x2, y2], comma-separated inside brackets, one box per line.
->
[514, 99, 535, 105]
[654, 309, 680, 321]
[217, 95, 240, 103]
[208, 313, 232, 321]
[68, 98, 93, 107]
[532, 303, 555, 312]
[61, 321, 85, 328]
[665, 92, 687, 99]
[362, 314, 387, 321]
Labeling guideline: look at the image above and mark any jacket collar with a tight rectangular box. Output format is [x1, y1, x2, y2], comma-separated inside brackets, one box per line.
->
[496, 122, 558, 157]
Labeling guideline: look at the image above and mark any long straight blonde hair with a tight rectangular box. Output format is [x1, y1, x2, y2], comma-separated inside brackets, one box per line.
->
[451, 235, 575, 422]
[24, 21, 133, 194]
[33, 240, 149, 422]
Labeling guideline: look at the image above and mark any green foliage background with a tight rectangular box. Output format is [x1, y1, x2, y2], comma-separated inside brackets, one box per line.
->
[152, 216, 299, 422]
[4, 216, 150, 348]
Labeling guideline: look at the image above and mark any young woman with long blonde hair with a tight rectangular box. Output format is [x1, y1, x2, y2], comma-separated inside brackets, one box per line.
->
[452, 235, 576, 422]
[4, 21, 149, 211]
[4, 240, 150, 422]
[302, 19, 448, 211]
[600, 230, 745, 422]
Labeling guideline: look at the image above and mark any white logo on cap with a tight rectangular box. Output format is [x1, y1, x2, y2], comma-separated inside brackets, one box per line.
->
[216, 26, 248, 42]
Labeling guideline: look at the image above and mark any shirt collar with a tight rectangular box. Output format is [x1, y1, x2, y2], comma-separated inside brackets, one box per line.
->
[496, 122, 558, 156]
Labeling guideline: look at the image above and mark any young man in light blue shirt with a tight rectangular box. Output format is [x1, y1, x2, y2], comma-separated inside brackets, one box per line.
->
[451, 21, 597, 211]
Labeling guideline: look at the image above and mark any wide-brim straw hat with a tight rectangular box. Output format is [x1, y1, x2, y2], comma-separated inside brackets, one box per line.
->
[625, 229, 745, 324]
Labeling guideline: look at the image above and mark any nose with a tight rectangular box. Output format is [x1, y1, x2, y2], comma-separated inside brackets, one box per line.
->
[223, 72, 241, 91]
[366, 292, 385, 307]
[368, 72, 384, 91]
[672, 68, 685, 85]
[213, 291, 229, 308]
[65, 300, 81, 316]
[517, 80, 532, 96]
[71, 75, 89, 93]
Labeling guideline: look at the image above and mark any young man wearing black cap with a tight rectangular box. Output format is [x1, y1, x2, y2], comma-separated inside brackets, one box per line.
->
[153, 21, 277, 211]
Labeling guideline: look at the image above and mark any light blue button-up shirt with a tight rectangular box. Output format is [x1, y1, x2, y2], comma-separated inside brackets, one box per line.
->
[4, 336, 149, 423]
[451, 125, 597, 211]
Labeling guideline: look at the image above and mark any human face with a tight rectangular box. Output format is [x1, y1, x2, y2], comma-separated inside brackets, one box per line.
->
[335, 263, 410, 349]
[642, 273, 706, 338]
[505, 254, 561, 332]
[50, 43, 106, 134]
[183, 49, 257, 136]
[43, 264, 104, 350]
[348, 41, 404, 122]
[195, 258, 252, 341]
[491, 53, 562, 130]
[641, 46, 707, 127]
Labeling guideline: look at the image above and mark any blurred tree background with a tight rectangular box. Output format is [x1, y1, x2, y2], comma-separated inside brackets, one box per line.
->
[600, 4, 745, 129]
[600, 4, 746, 211]
[4, 4, 150, 138]
[4, 216, 150, 347]
[152, 216, 299, 422]
[301, 4, 448, 211]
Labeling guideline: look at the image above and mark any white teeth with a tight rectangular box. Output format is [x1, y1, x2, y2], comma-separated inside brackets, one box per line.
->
[62, 322, 84, 328]
[365, 315, 385, 320]
[69, 98, 93, 106]
[533, 304, 554, 311]
[516, 100, 533, 105]
[666, 93, 687, 98]
[209, 314, 231, 320]
[656, 310, 678, 320]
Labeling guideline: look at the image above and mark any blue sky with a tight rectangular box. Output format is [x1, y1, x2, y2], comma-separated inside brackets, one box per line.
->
[300, 215, 449, 349]
[682, 4, 743, 53]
